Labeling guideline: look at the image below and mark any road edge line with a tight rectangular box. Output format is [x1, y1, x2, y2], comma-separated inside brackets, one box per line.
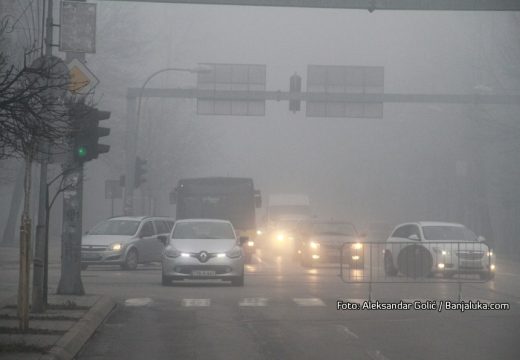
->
[40, 295, 116, 360]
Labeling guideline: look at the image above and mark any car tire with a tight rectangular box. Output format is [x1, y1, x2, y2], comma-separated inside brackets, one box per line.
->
[81, 263, 88, 271]
[161, 273, 171, 286]
[231, 274, 244, 287]
[384, 252, 397, 276]
[397, 245, 433, 278]
[121, 248, 138, 270]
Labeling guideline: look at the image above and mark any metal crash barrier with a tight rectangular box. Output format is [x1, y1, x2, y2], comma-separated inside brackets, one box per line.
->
[339, 241, 495, 300]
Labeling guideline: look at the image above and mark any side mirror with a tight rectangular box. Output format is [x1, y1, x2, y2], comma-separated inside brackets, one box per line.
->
[158, 235, 168, 245]
[239, 236, 249, 246]
[408, 234, 419, 241]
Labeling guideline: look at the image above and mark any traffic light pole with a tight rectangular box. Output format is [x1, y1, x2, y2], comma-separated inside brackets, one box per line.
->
[123, 96, 138, 215]
[31, 0, 53, 313]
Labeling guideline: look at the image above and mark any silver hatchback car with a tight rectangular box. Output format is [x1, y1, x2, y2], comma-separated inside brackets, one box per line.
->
[161, 219, 247, 286]
[81, 216, 174, 270]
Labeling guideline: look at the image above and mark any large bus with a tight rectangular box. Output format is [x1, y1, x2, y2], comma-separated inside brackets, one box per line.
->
[170, 177, 262, 262]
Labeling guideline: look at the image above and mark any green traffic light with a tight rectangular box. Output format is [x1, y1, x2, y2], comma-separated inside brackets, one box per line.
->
[77, 146, 87, 158]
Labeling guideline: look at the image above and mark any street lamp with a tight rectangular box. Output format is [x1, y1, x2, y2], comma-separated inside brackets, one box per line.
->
[136, 65, 211, 124]
[124, 65, 210, 216]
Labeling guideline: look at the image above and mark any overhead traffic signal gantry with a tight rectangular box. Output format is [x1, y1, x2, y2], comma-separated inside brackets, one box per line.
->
[69, 103, 111, 163]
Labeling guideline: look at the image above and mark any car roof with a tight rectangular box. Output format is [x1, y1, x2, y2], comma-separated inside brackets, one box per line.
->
[417, 221, 465, 227]
[174, 218, 232, 224]
[107, 216, 173, 222]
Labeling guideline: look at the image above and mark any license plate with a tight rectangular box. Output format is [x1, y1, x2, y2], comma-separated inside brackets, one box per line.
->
[81, 253, 100, 260]
[192, 270, 216, 276]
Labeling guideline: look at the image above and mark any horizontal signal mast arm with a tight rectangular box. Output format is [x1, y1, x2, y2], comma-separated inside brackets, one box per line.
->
[103, 0, 520, 11]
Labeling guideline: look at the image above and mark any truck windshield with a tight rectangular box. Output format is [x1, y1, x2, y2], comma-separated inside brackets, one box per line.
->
[269, 205, 311, 221]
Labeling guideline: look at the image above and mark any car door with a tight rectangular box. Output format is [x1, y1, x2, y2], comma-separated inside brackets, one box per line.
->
[136, 221, 156, 262]
[151, 220, 170, 261]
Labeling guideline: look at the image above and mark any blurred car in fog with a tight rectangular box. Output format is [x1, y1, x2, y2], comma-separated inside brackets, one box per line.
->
[298, 221, 364, 268]
[161, 219, 247, 286]
[364, 221, 392, 242]
[384, 221, 496, 280]
[81, 216, 174, 270]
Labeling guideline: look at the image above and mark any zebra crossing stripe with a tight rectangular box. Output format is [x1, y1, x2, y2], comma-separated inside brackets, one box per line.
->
[239, 297, 268, 306]
[293, 298, 325, 306]
[182, 298, 210, 307]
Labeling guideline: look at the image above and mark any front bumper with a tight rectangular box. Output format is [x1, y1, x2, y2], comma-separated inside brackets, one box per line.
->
[81, 248, 124, 265]
[162, 255, 244, 280]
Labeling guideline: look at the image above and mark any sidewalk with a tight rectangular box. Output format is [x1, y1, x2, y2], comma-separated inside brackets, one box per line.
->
[0, 294, 115, 360]
[0, 239, 61, 268]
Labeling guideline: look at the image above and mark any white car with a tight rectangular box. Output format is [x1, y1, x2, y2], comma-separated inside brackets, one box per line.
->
[161, 219, 247, 286]
[383, 222, 495, 280]
[81, 216, 174, 270]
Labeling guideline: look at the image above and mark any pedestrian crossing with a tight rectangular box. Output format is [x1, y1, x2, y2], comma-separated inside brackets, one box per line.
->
[160, 297, 500, 307]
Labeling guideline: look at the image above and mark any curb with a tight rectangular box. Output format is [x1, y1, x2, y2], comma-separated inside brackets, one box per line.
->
[40, 296, 116, 360]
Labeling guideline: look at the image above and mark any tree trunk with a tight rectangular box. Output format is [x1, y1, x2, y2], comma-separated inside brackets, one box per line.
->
[18, 156, 33, 331]
[2, 163, 24, 246]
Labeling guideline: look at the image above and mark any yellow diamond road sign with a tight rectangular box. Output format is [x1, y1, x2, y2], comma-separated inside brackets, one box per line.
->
[67, 58, 99, 94]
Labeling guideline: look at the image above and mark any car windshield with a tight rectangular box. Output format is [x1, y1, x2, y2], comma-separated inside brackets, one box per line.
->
[311, 223, 356, 236]
[172, 221, 235, 239]
[422, 226, 477, 241]
[88, 220, 140, 236]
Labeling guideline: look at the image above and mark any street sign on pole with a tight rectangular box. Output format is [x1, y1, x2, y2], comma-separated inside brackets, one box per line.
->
[197, 63, 266, 116]
[67, 58, 99, 95]
[306, 65, 384, 118]
[60, 1, 96, 53]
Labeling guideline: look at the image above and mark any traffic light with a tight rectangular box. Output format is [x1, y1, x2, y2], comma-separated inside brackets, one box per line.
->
[135, 156, 147, 188]
[289, 73, 302, 112]
[70, 103, 111, 163]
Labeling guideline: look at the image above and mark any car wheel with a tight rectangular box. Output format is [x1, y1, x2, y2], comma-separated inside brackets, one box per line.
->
[384, 252, 397, 276]
[121, 248, 138, 270]
[161, 273, 171, 286]
[81, 263, 88, 271]
[231, 274, 244, 287]
[397, 245, 432, 278]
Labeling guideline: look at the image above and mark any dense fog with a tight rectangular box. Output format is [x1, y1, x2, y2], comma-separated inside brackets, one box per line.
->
[1, 2, 519, 257]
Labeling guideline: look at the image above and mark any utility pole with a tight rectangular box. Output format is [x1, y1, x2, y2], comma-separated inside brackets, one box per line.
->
[32, 0, 54, 313]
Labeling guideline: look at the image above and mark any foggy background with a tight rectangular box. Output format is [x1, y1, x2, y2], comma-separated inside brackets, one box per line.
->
[1, 2, 519, 257]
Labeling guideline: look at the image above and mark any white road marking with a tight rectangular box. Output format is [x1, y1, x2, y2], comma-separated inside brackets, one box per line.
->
[182, 298, 211, 307]
[124, 297, 153, 307]
[293, 298, 325, 306]
[337, 325, 359, 340]
[367, 349, 390, 360]
[346, 299, 367, 304]
[239, 297, 268, 306]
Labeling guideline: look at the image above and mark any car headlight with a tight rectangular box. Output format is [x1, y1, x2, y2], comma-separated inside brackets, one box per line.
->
[247, 240, 255, 247]
[111, 243, 122, 251]
[256, 230, 263, 236]
[352, 242, 363, 250]
[164, 247, 181, 258]
[276, 233, 284, 241]
[442, 250, 449, 256]
[310, 241, 320, 249]
[226, 246, 242, 259]
[487, 251, 493, 257]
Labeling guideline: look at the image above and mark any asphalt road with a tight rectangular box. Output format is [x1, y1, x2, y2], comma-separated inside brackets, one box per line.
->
[2, 249, 520, 359]
[75, 250, 520, 360]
